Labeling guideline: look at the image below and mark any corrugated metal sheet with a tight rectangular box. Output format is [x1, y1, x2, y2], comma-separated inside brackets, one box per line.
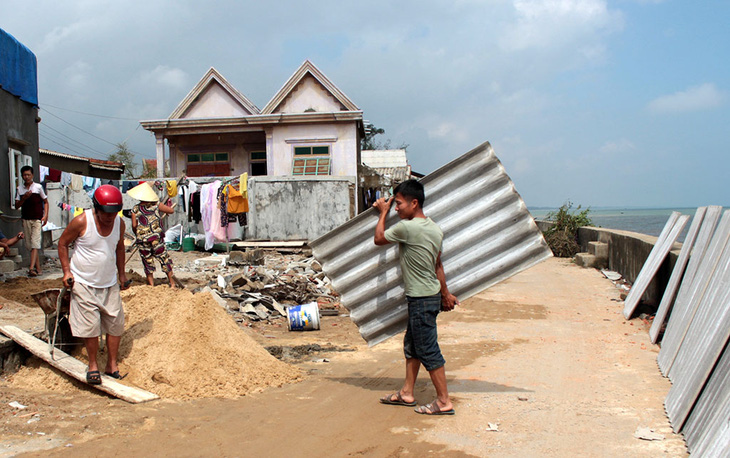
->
[658, 209, 728, 377]
[683, 340, 730, 456]
[664, 213, 730, 431]
[649, 207, 706, 344]
[311, 141, 552, 345]
[622, 212, 689, 319]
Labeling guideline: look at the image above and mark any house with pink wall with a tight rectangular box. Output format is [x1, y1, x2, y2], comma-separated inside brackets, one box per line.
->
[140, 60, 363, 180]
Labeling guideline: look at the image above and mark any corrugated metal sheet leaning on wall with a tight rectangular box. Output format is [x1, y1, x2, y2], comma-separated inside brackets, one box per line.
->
[310, 141, 553, 346]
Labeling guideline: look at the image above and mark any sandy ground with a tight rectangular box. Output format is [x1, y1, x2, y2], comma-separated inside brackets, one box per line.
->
[0, 256, 687, 457]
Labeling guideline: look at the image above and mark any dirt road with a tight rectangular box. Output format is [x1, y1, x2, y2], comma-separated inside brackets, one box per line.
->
[1, 257, 687, 456]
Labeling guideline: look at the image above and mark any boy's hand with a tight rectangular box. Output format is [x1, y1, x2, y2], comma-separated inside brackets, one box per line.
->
[441, 293, 459, 312]
[373, 196, 393, 215]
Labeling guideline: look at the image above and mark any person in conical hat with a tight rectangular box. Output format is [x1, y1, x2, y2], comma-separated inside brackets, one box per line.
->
[129, 182, 177, 287]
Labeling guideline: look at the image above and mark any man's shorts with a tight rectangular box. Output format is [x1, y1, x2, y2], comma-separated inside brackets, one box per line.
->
[403, 293, 445, 371]
[22, 219, 42, 250]
[69, 282, 124, 338]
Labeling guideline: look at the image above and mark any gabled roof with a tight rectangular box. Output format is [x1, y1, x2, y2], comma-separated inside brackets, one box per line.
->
[261, 60, 359, 114]
[169, 67, 260, 119]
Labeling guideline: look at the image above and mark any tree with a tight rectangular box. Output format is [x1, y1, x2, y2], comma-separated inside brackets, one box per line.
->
[361, 122, 409, 151]
[139, 159, 157, 178]
[361, 122, 385, 150]
[108, 141, 138, 179]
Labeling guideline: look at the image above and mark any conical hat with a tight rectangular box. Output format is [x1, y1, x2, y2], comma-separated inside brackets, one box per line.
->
[127, 182, 159, 202]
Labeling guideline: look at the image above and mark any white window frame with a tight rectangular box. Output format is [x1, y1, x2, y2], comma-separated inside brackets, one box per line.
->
[8, 148, 32, 208]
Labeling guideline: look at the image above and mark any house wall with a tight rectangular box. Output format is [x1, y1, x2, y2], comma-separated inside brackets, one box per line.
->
[277, 75, 343, 113]
[0, 88, 40, 244]
[169, 132, 266, 177]
[268, 122, 359, 177]
[181, 83, 251, 118]
[40, 155, 89, 175]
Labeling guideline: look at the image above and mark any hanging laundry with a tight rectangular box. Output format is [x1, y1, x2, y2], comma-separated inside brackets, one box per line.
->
[122, 181, 138, 193]
[200, 181, 221, 251]
[73, 206, 84, 217]
[70, 174, 84, 191]
[47, 168, 62, 182]
[60, 172, 72, 187]
[166, 180, 178, 197]
[39, 165, 49, 182]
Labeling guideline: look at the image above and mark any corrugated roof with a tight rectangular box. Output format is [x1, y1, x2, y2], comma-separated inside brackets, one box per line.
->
[361, 149, 408, 168]
[311, 141, 552, 346]
[40, 148, 124, 172]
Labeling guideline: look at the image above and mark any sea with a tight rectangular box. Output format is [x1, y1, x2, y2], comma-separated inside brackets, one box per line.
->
[529, 207, 727, 243]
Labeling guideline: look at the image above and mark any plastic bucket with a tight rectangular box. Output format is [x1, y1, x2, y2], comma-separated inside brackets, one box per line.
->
[182, 237, 196, 252]
[286, 302, 320, 331]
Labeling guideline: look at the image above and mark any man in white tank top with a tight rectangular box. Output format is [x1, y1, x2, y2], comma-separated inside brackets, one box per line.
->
[58, 185, 129, 385]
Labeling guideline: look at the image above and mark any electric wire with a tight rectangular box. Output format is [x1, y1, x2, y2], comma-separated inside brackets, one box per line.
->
[39, 107, 151, 160]
[41, 103, 138, 121]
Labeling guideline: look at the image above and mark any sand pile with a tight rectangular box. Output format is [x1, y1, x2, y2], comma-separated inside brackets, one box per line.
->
[0, 277, 64, 307]
[5, 357, 86, 394]
[108, 286, 301, 400]
[4, 286, 301, 400]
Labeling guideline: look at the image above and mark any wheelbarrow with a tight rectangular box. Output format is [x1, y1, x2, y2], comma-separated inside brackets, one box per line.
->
[30, 280, 76, 360]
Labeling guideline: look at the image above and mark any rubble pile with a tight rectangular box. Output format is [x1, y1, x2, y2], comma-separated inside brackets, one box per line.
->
[186, 252, 341, 323]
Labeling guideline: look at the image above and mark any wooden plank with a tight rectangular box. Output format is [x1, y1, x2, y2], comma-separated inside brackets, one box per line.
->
[649, 207, 706, 344]
[622, 212, 689, 319]
[0, 325, 159, 404]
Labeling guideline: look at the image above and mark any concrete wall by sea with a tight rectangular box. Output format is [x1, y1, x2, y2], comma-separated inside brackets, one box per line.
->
[536, 220, 679, 308]
[577, 226, 680, 308]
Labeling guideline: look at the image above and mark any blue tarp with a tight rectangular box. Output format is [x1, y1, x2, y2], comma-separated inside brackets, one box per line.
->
[0, 28, 38, 106]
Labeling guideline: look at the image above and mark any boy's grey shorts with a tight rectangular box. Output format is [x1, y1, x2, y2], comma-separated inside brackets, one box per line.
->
[403, 293, 445, 371]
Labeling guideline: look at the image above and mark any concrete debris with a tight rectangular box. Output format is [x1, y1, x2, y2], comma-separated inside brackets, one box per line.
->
[189, 253, 340, 323]
[601, 270, 622, 282]
[9, 401, 27, 409]
[633, 427, 664, 441]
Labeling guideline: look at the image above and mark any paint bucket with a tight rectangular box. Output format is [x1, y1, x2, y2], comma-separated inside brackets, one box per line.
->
[182, 237, 196, 252]
[286, 302, 320, 331]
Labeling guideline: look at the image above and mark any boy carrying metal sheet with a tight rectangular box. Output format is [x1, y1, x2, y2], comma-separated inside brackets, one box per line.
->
[373, 179, 458, 416]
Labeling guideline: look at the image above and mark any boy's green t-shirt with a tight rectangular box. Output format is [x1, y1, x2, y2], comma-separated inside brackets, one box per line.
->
[384, 217, 443, 297]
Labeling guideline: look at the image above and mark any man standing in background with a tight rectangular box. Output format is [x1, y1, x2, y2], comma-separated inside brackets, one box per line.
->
[15, 165, 48, 277]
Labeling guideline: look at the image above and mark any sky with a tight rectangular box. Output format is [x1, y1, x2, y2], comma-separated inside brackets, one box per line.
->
[2, 0, 728, 208]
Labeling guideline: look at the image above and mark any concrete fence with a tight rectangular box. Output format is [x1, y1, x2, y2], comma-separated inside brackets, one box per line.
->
[46, 175, 357, 244]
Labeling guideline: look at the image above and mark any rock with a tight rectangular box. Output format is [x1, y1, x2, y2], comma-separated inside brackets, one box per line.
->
[0, 259, 16, 273]
[231, 274, 249, 287]
[310, 260, 322, 272]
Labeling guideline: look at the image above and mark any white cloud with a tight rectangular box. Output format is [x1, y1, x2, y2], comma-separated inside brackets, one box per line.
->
[599, 138, 635, 154]
[428, 121, 470, 143]
[500, 0, 623, 52]
[647, 83, 726, 115]
[138, 66, 189, 91]
[59, 60, 92, 91]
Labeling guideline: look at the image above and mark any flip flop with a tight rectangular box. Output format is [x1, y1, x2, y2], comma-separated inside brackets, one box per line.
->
[86, 370, 102, 385]
[380, 391, 417, 407]
[28, 269, 38, 277]
[104, 371, 127, 380]
[414, 399, 455, 416]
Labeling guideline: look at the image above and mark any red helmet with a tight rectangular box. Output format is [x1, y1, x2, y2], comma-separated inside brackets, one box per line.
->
[93, 185, 123, 213]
